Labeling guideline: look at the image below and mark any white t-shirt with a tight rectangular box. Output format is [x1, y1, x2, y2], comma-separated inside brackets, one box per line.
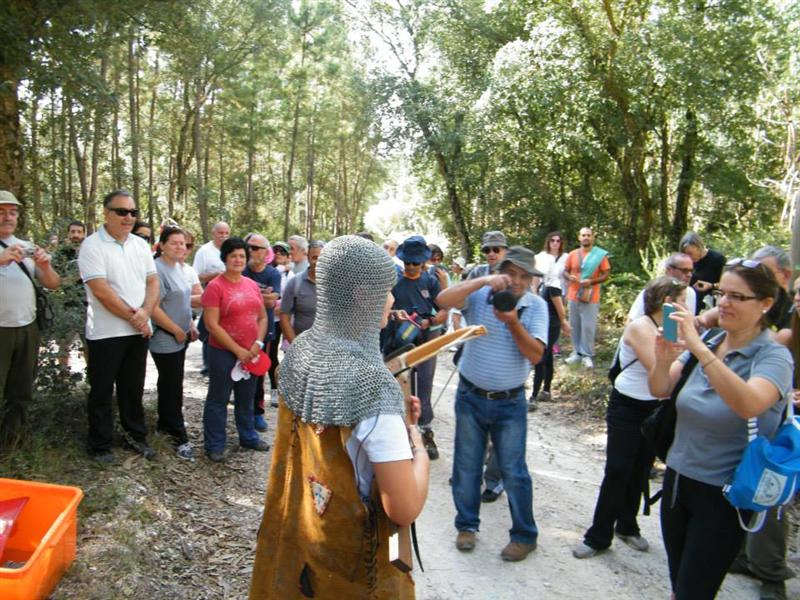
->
[78, 227, 157, 340]
[181, 262, 200, 288]
[192, 241, 224, 279]
[627, 286, 696, 322]
[0, 235, 37, 327]
[345, 414, 413, 498]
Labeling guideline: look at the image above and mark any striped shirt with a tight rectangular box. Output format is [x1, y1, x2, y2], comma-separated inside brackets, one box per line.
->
[458, 286, 548, 390]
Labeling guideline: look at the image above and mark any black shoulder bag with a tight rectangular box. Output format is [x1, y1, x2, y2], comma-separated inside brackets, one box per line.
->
[0, 240, 55, 332]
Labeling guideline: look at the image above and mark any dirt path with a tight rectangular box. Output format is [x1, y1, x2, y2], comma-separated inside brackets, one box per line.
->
[53, 345, 797, 599]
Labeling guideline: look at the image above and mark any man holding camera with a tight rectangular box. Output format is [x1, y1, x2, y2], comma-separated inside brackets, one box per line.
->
[0, 191, 60, 450]
[437, 246, 547, 562]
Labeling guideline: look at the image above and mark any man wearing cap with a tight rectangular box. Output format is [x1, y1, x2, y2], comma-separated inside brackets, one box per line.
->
[0, 191, 60, 449]
[388, 235, 447, 459]
[468, 231, 508, 280]
[564, 227, 611, 369]
[437, 246, 548, 562]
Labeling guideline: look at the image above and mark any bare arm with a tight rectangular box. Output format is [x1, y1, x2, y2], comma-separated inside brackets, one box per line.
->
[255, 305, 268, 342]
[190, 283, 203, 309]
[437, 274, 508, 310]
[279, 311, 297, 342]
[499, 310, 545, 365]
[151, 305, 186, 344]
[203, 307, 252, 362]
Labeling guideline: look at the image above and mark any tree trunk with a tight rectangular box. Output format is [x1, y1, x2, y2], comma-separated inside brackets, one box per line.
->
[88, 47, 109, 230]
[659, 114, 670, 236]
[671, 109, 698, 247]
[147, 53, 159, 230]
[29, 95, 46, 232]
[128, 34, 141, 213]
[0, 61, 24, 202]
[111, 46, 122, 189]
[194, 80, 208, 241]
[68, 98, 89, 223]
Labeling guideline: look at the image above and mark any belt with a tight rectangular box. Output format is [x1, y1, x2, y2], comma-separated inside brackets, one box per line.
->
[459, 375, 525, 400]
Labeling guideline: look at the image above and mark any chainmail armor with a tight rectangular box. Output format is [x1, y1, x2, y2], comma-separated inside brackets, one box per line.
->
[280, 235, 405, 426]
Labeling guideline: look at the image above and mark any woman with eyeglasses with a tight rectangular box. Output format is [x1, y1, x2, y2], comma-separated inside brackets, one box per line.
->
[150, 227, 197, 459]
[202, 237, 269, 462]
[574, 277, 686, 560]
[648, 259, 792, 599]
[529, 231, 571, 410]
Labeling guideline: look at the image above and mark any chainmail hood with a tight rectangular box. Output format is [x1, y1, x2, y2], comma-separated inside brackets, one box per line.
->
[279, 235, 405, 426]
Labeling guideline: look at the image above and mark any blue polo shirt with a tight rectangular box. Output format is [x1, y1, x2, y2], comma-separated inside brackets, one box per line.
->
[243, 264, 282, 340]
[392, 271, 441, 318]
[458, 286, 548, 391]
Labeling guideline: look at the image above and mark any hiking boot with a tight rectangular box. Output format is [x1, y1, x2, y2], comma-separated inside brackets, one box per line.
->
[456, 531, 476, 552]
[481, 488, 503, 503]
[176, 442, 194, 460]
[422, 429, 439, 460]
[92, 450, 116, 465]
[125, 438, 156, 460]
[615, 533, 649, 552]
[565, 353, 581, 365]
[760, 580, 787, 600]
[501, 541, 537, 562]
[572, 542, 600, 559]
[242, 438, 270, 452]
[581, 356, 595, 369]
[206, 449, 226, 463]
[254, 414, 268, 432]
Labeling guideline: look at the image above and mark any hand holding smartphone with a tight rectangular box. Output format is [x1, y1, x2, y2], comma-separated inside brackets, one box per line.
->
[662, 303, 678, 342]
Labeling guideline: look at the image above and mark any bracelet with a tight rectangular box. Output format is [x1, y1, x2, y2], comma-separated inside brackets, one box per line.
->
[255, 340, 264, 349]
[701, 356, 718, 369]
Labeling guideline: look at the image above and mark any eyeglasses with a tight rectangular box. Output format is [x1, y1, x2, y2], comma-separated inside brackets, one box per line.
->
[274, 249, 288, 255]
[667, 265, 694, 275]
[712, 289, 760, 303]
[107, 207, 139, 217]
[482, 246, 502, 254]
[726, 258, 762, 269]
[248, 245, 267, 251]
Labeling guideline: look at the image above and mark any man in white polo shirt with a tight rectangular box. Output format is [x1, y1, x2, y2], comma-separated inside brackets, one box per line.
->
[78, 190, 160, 463]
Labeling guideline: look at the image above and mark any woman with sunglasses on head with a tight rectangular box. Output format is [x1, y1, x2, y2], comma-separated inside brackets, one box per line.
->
[649, 259, 792, 600]
[150, 227, 197, 459]
[529, 231, 571, 410]
[574, 277, 686, 559]
[201, 237, 269, 462]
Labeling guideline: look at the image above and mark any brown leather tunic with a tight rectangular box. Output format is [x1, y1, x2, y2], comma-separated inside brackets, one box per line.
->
[249, 401, 415, 600]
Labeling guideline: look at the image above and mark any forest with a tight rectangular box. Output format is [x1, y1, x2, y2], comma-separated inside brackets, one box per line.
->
[2, 0, 798, 262]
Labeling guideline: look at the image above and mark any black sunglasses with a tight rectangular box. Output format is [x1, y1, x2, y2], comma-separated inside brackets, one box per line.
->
[404, 261, 422, 266]
[248, 245, 268, 251]
[108, 207, 139, 217]
[482, 246, 502, 254]
[133, 232, 150, 241]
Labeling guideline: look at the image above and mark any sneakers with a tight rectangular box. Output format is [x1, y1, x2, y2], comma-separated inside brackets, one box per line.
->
[176, 443, 194, 460]
[270, 389, 279, 408]
[241, 438, 270, 452]
[539, 391, 552, 402]
[565, 353, 581, 365]
[421, 429, 439, 460]
[456, 531, 476, 552]
[760, 580, 787, 600]
[527, 396, 538, 413]
[92, 450, 116, 465]
[254, 414, 268, 432]
[124, 437, 156, 460]
[615, 533, 649, 552]
[581, 356, 594, 369]
[206, 449, 226, 463]
[501, 541, 537, 562]
[481, 488, 503, 503]
[572, 542, 600, 559]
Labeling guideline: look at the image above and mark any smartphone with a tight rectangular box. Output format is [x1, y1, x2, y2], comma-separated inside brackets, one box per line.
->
[662, 303, 678, 342]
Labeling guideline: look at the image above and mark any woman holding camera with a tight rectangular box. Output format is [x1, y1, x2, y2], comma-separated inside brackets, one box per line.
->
[649, 259, 792, 599]
[573, 276, 686, 560]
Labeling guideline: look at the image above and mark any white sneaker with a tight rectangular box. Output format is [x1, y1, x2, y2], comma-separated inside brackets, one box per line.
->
[565, 353, 581, 365]
[582, 356, 594, 369]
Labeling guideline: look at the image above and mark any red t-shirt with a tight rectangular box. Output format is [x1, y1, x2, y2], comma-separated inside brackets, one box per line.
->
[202, 275, 263, 350]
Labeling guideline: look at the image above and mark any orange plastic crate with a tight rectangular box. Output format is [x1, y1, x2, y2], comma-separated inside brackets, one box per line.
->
[0, 478, 83, 600]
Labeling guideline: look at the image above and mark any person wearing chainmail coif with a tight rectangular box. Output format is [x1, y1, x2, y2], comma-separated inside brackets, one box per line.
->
[250, 235, 430, 599]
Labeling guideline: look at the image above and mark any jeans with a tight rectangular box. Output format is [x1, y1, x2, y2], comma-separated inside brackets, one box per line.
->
[86, 334, 149, 452]
[203, 345, 260, 453]
[661, 468, 749, 599]
[568, 300, 600, 357]
[415, 329, 440, 429]
[452, 379, 538, 544]
[584, 389, 657, 549]
[151, 347, 189, 446]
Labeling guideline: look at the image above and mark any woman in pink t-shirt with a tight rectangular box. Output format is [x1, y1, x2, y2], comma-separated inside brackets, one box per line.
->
[202, 237, 268, 462]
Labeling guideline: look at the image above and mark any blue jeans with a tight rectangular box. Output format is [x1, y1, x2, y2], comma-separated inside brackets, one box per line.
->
[452, 379, 538, 544]
[203, 345, 260, 453]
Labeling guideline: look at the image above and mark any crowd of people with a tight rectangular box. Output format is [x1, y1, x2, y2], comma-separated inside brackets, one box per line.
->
[1, 186, 798, 599]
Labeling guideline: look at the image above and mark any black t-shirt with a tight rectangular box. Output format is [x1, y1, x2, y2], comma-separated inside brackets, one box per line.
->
[691, 248, 726, 313]
[767, 287, 793, 331]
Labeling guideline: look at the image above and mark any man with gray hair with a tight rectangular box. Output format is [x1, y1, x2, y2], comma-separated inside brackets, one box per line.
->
[627, 252, 697, 320]
[679, 231, 726, 314]
[280, 240, 325, 342]
[288, 235, 309, 274]
[193, 222, 230, 284]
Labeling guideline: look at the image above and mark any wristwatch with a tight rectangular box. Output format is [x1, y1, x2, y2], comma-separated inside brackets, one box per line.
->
[255, 340, 264, 349]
